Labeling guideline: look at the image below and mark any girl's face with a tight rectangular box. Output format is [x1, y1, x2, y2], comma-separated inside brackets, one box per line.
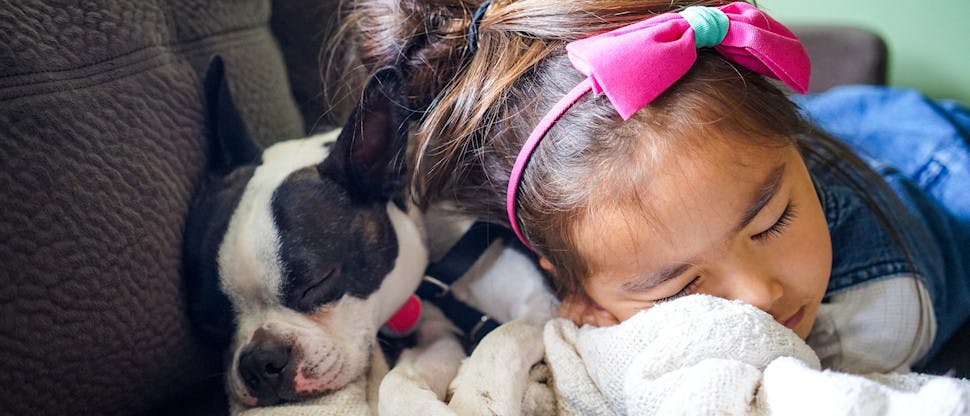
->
[572, 136, 832, 339]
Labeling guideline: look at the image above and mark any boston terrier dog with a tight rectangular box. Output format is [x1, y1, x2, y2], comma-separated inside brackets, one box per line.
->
[182, 58, 427, 407]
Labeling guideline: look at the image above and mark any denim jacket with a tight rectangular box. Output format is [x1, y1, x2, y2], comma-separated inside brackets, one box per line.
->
[797, 86, 970, 363]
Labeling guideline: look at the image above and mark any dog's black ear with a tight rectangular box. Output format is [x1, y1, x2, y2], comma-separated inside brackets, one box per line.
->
[203, 56, 261, 175]
[319, 66, 410, 203]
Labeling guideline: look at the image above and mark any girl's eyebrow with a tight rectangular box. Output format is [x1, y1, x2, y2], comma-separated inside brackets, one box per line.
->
[620, 163, 787, 293]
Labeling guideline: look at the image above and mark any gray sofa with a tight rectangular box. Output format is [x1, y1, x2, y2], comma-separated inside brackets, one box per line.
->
[0, 2, 961, 414]
[0, 1, 339, 414]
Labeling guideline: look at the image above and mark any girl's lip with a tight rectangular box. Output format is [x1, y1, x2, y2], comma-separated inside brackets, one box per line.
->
[782, 306, 805, 329]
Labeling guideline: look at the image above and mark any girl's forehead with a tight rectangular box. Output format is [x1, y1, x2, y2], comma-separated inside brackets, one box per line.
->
[576, 136, 793, 275]
[590, 131, 790, 212]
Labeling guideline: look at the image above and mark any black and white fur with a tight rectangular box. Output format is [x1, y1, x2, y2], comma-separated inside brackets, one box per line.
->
[183, 58, 427, 407]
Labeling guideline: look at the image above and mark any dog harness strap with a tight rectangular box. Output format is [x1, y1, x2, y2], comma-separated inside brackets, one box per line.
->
[424, 221, 513, 291]
[419, 221, 514, 345]
[468, 315, 501, 346]
[416, 283, 502, 345]
[385, 223, 508, 338]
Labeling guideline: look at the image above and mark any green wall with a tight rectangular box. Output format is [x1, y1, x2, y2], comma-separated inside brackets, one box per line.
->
[758, 0, 970, 105]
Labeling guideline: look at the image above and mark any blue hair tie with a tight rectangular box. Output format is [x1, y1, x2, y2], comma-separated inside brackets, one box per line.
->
[467, 1, 492, 57]
[680, 6, 730, 48]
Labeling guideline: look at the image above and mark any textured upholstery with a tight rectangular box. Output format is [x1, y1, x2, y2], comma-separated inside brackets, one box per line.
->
[0, 1, 305, 415]
[271, 0, 349, 133]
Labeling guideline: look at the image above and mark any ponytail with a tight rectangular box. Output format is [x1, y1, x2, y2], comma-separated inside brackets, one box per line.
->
[333, 1, 716, 205]
[331, 0, 477, 112]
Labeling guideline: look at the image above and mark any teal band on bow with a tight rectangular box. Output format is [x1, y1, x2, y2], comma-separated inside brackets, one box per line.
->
[680, 6, 729, 48]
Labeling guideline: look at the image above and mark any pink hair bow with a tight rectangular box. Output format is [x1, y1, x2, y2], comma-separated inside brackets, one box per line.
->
[567, 2, 810, 119]
[507, 2, 811, 249]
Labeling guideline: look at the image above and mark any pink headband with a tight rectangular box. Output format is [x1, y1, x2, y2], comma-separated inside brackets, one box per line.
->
[505, 2, 811, 249]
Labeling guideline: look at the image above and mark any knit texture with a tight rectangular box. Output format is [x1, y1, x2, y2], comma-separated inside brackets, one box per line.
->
[545, 295, 970, 415]
[248, 295, 970, 415]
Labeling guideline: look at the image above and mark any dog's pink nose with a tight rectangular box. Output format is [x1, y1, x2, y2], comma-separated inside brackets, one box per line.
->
[238, 343, 291, 405]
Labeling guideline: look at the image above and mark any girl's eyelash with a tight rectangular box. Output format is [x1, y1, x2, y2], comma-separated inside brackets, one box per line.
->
[752, 202, 797, 242]
[646, 202, 796, 305]
[652, 276, 701, 304]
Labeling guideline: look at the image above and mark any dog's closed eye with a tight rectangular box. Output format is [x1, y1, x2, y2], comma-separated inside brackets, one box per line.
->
[294, 266, 342, 311]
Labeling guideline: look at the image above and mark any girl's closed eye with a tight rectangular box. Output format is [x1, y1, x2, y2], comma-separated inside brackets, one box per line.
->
[753, 202, 797, 242]
[651, 276, 701, 304]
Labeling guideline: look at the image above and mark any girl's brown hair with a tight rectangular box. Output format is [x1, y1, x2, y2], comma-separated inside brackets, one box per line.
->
[334, 0, 916, 301]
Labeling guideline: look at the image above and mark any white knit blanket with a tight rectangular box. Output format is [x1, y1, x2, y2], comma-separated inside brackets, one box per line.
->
[231, 380, 372, 416]
[543, 295, 970, 416]
[234, 295, 970, 415]
[229, 346, 386, 416]
[228, 295, 970, 416]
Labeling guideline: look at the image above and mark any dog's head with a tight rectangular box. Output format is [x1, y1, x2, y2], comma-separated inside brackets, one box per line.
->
[183, 58, 427, 406]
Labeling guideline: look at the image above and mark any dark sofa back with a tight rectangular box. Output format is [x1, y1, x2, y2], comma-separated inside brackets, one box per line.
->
[0, 1, 307, 414]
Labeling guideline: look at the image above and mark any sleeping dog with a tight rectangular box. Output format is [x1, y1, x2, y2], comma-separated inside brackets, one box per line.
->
[182, 58, 427, 407]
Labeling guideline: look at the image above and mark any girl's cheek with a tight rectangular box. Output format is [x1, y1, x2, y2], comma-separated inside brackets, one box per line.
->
[558, 292, 622, 326]
[591, 304, 621, 326]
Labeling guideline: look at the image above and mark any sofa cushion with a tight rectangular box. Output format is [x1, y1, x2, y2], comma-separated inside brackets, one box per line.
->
[0, 1, 304, 414]
[791, 25, 889, 93]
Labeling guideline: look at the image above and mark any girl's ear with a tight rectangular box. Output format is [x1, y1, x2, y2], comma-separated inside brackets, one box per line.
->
[202, 56, 261, 175]
[539, 257, 557, 274]
[318, 66, 410, 203]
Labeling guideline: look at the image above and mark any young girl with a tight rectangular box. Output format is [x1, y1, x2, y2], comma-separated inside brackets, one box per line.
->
[343, 0, 970, 374]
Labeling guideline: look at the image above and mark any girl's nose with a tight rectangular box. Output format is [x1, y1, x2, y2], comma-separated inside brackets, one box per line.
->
[720, 259, 784, 313]
[729, 273, 784, 312]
